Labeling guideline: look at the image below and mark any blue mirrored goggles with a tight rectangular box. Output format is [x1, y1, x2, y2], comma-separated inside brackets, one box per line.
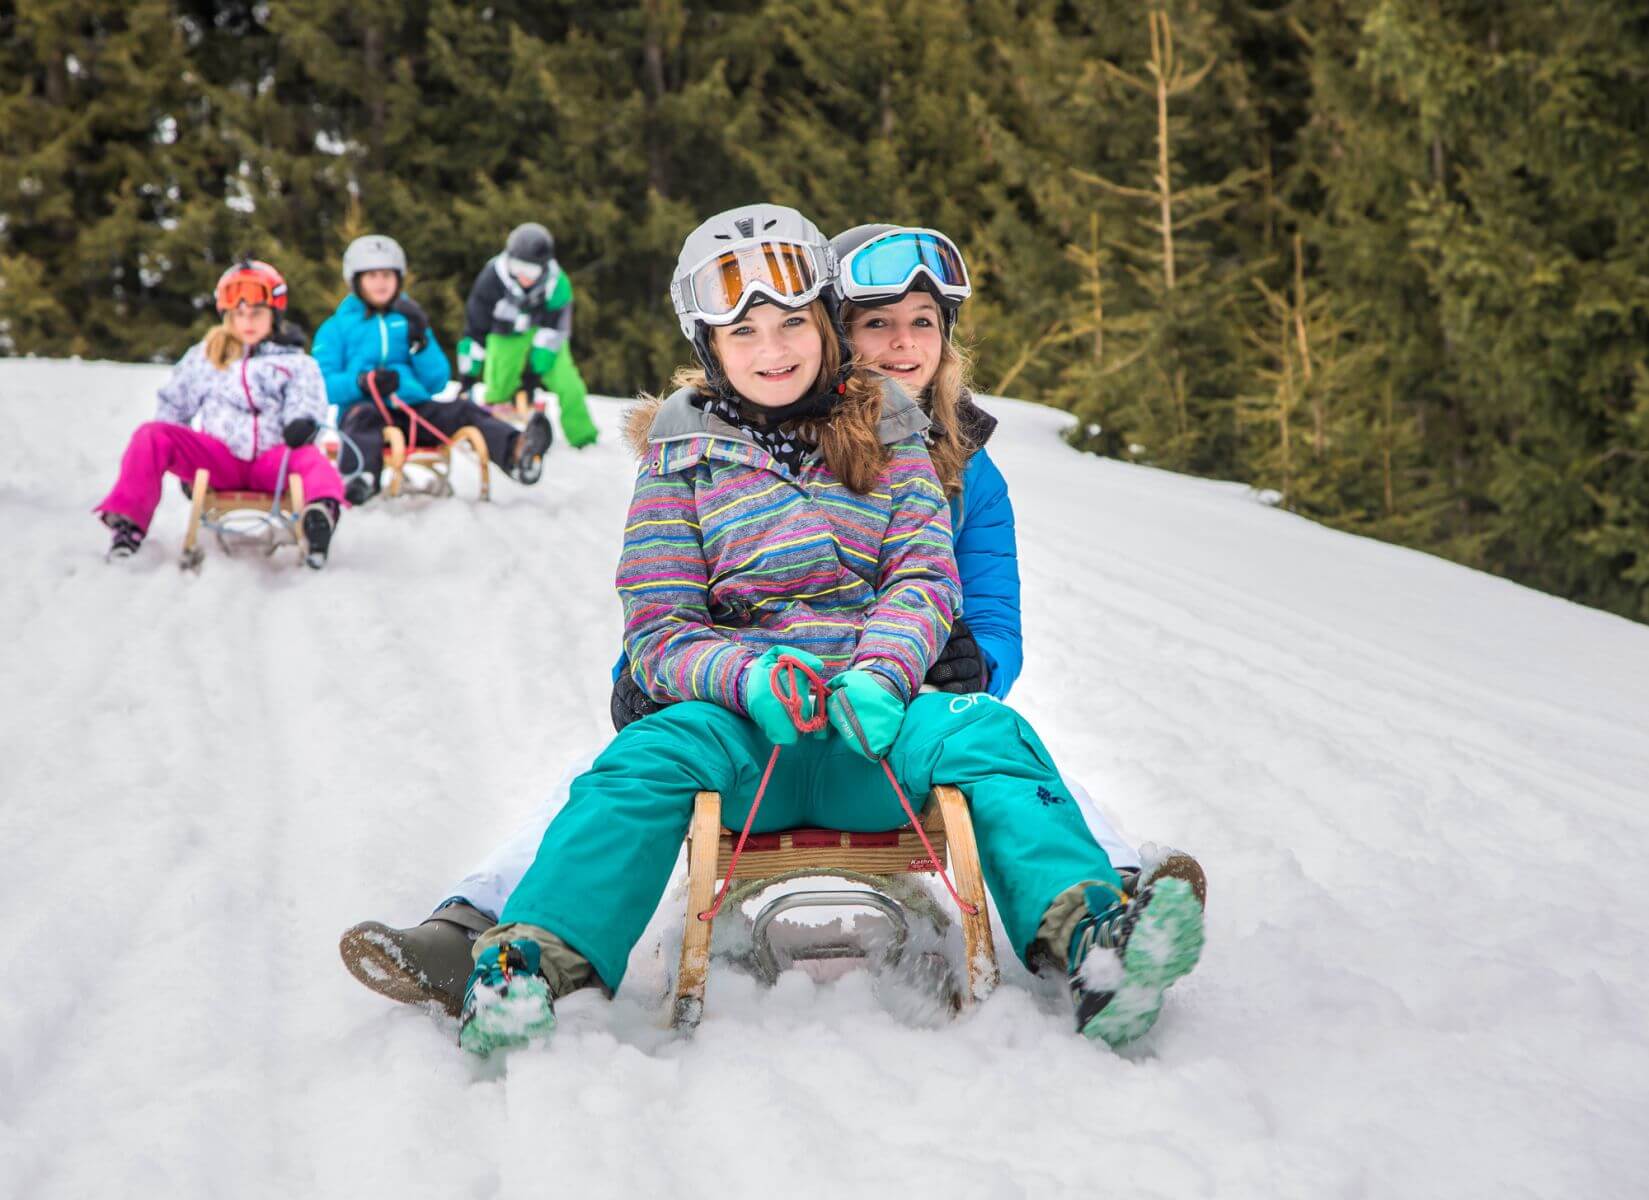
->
[838, 229, 971, 306]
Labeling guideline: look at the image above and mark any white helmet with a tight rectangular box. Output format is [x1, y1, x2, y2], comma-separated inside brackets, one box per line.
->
[670, 203, 837, 342]
[670, 204, 855, 410]
[342, 234, 408, 284]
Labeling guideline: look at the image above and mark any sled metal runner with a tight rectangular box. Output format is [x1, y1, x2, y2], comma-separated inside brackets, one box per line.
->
[179, 466, 306, 570]
[673, 784, 998, 1030]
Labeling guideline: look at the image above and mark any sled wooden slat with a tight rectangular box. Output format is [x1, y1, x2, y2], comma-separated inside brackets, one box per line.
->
[204, 487, 303, 515]
[673, 785, 997, 1031]
[674, 791, 722, 1030]
[934, 784, 999, 1002]
[712, 822, 948, 881]
[181, 467, 211, 560]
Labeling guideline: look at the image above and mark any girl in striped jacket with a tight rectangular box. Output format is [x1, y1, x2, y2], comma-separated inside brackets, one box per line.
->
[456, 206, 1204, 1055]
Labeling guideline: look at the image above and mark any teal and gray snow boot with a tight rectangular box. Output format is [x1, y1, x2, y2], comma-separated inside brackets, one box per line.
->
[459, 940, 557, 1057]
[1069, 877, 1204, 1047]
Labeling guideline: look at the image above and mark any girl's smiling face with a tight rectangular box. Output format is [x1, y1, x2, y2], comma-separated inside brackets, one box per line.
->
[846, 291, 945, 394]
[710, 301, 824, 408]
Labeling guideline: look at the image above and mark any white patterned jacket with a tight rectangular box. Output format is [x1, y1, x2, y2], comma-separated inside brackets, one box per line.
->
[156, 338, 328, 460]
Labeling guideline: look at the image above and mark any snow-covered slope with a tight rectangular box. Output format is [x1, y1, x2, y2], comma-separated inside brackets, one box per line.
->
[3, 358, 1646, 1199]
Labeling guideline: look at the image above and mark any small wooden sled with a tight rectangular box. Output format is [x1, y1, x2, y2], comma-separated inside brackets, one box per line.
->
[383, 424, 491, 501]
[672, 784, 998, 1030]
[179, 467, 306, 571]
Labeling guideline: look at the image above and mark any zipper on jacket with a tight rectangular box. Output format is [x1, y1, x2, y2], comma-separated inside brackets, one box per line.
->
[378, 314, 388, 363]
[240, 356, 261, 460]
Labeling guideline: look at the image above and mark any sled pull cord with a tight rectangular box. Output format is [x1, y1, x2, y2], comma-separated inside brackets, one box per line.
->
[697, 655, 830, 922]
[697, 658, 979, 921]
[366, 374, 456, 457]
[832, 690, 981, 917]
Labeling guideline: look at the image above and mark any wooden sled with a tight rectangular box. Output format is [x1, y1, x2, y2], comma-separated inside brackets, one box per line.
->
[179, 467, 306, 571]
[384, 424, 491, 501]
[672, 784, 998, 1031]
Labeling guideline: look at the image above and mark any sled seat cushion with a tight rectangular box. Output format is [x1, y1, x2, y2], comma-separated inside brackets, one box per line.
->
[714, 812, 948, 881]
[204, 489, 301, 515]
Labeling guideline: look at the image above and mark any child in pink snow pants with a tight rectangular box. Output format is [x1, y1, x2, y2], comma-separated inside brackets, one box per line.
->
[96, 259, 345, 567]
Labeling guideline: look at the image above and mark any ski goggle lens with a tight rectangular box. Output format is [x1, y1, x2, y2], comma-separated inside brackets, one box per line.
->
[843, 230, 970, 300]
[506, 256, 545, 283]
[680, 240, 822, 323]
[216, 277, 278, 311]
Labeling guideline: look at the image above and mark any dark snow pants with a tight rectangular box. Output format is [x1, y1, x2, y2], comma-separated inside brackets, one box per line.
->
[339, 398, 518, 480]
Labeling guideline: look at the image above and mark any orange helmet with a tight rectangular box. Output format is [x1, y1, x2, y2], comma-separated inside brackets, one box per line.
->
[214, 259, 289, 313]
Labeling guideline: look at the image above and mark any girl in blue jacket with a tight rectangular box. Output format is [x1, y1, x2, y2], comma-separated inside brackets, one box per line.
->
[314, 235, 553, 504]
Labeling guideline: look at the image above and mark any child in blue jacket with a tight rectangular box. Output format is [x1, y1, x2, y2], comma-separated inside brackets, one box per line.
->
[314, 235, 552, 503]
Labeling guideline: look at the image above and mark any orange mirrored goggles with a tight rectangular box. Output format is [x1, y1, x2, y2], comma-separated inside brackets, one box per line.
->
[671, 239, 829, 328]
[214, 264, 288, 313]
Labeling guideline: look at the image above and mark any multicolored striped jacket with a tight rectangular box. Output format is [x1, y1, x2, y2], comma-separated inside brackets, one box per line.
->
[619, 381, 961, 711]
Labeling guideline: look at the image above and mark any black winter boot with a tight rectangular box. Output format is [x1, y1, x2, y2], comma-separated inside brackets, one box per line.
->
[508, 411, 553, 484]
[343, 474, 378, 507]
[339, 900, 494, 1017]
[300, 501, 337, 569]
[102, 512, 144, 561]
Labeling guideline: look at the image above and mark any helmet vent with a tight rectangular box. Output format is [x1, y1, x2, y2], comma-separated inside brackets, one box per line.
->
[735, 217, 755, 238]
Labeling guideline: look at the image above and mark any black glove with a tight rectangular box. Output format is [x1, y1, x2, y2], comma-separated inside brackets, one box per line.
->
[282, 417, 319, 448]
[925, 616, 986, 694]
[610, 671, 667, 733]
[356, 368, 400, 399]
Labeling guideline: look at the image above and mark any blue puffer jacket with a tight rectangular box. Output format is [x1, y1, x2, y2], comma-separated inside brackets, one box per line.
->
[311, 293, 451, 410]
[952, 446, 1022, 698]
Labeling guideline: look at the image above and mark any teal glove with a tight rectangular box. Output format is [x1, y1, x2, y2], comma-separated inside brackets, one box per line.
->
[743, 646, 827, 745]
[827, 669, 907, 760]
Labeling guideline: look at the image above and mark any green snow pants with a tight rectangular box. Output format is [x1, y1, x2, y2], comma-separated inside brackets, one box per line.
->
[481, 331, 598, 448]
[496, 692, 1121, 991]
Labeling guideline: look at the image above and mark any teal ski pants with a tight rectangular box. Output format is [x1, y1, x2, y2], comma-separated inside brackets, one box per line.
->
[499, 692, 1121, 991]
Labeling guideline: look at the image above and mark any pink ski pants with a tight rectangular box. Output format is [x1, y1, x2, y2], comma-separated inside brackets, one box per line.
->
[96, 422, 344, 533]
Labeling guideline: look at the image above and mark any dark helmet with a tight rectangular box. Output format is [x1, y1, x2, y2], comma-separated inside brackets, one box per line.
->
[829, 223, 898, 266]
[829, 223, 970, 336]
[505, 222, 555, 268]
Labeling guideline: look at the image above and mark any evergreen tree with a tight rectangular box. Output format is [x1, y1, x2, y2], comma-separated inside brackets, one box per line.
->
[0, 0, 1643, 619]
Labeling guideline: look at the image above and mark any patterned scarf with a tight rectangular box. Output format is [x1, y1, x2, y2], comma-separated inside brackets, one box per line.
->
[698, 391, 816, 477]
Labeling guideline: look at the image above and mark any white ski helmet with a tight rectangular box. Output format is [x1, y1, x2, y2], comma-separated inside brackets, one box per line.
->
[342, 234, 408, 284]
[670, 204, 855, 408]
[670, 203, 838, 343]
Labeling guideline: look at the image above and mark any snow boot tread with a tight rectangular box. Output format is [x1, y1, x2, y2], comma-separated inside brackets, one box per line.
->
[338, 903, 490, 1017]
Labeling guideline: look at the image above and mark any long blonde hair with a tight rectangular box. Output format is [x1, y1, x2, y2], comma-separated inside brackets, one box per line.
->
[841, 299, 976, 496]
[203, 312, 246, 370]
[669, 301, 890, 494]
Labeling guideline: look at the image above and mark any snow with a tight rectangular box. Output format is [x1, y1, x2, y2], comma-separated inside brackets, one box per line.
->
[3, 357, 1648, 1198]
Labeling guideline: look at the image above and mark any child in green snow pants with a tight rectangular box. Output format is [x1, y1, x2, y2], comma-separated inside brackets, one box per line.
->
[481, 332, 598, 449]
[489, 691, 1123, 992]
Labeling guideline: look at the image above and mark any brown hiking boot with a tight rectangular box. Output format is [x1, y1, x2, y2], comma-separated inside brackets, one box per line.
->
[1125, 845, 1208, 910]
[339, 901, 494, 1017]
